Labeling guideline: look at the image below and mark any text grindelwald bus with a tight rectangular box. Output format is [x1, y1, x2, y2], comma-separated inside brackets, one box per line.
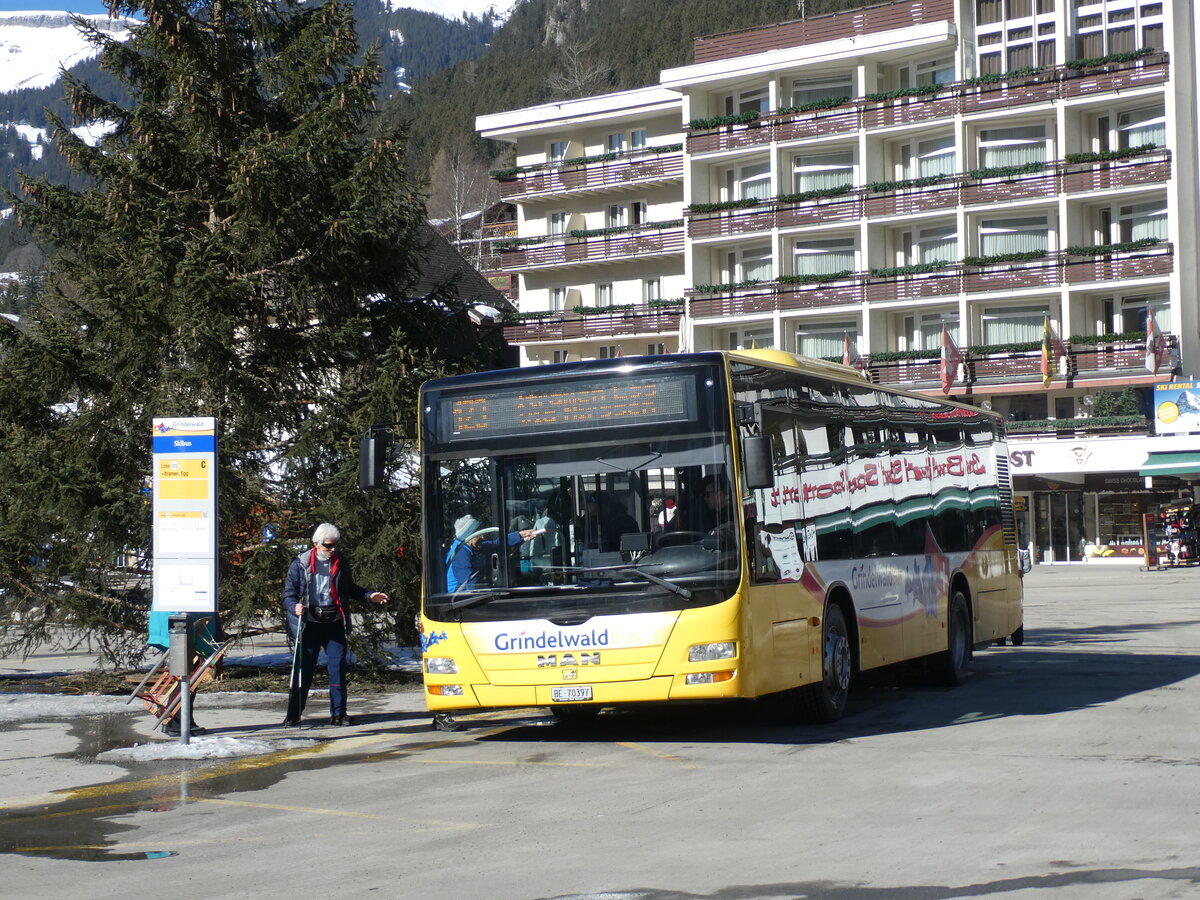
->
[409, 350, 1024, 722]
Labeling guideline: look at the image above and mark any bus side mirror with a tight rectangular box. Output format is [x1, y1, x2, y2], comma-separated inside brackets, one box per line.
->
[743, 434, 775, 491]
[358, 432, 392, 491]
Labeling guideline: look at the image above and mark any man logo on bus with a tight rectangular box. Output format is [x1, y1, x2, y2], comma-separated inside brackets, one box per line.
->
[538, 653, 600, 667]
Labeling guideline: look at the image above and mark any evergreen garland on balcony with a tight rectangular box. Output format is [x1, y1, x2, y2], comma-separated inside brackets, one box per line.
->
[775, 184, 854, 204]
[777, 270, 853, 285]
[686, 110, 761, 130]
[493, 235, 554, 250]
[1064, 237, 1162, 256]
[1005, 416, 1146, 432]
[967, 161, 1046, 180]
[962, 66, 1043, 86]
[962, 250, 1048, 267]
[863, 174, 950, 193]
[567, 219, 683, 239]
[868, 261, 951, 278]
[687, 197, 764, 214]
[863, 83, 945, 102]
[692, 278, 764, 293]
[1063, 144, 1159, 164]
[1065, 47, 1153, 70]
[775, 96, 852, 116]
[572, 304, 637, 316]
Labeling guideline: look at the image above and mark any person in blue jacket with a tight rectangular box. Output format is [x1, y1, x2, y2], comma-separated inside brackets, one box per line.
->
[282, 523, 389, 727]
[446, 515, 535, 592]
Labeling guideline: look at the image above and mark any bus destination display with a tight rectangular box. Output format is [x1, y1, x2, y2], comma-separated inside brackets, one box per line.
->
[441, 374, 694, 440]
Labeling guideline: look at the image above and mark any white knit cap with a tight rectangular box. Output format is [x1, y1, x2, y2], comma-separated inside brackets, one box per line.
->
[454, 515, 480, 541]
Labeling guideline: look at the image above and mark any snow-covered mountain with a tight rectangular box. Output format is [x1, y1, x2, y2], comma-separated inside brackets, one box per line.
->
[0, 12, 132, 93]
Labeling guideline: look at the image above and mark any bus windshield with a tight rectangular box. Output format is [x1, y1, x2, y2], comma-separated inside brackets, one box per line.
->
[422, 360, 740, 622]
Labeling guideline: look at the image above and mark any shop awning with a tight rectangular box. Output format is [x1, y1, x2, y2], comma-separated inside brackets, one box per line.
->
[1139, 451, 1200, 477]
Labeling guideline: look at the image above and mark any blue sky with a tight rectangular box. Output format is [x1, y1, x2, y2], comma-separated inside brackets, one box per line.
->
[0, 1, 115, 13]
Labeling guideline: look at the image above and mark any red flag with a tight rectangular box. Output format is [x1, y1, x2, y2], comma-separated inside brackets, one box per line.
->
[1145, 307, 1166, 373]
[842, 332, 864, 372]
[1040, 316, 1066, 388]
[939, 324, 963, 394]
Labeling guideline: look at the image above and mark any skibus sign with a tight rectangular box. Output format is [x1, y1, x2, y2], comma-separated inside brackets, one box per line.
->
[151, 417, 218, 612]
[760, 448, 992, 525]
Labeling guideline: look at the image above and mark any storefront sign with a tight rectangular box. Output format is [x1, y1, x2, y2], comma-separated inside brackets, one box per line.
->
[1153, 381, 1200, 435]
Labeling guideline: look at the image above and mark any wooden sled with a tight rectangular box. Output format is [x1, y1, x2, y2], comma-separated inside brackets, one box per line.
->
[128, 637, 235, 728]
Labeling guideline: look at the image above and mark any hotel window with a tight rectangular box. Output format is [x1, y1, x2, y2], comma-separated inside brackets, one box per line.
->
[904, 57, 955, 88]
[896, 134, 955, 180]
[630, 200, 646, 226]
[607, 132, 626, 153]
[647, 342, 666, 355]
[792, 237, 855, 277]
[979, 215, 1049, 255]
[726, 246, 773, 282]
[598, 345, 620, 359]
[903, 311, 960, 352]
[1117, 200, 1167, 243]
[549, 140, 568, 162]
[979, 51, 1003, 76]
[725, 87, 769, 116]
[981, 305, 1048, 344]
[597, 283, 613, 307]
[552, 350, 569, 364]
[1120, 293, 1171, 332]
[725, 160, 772, 202]
[977, 0, 1002, 26]
[606, 204, 627, 229]
[796, 322, 855, 359]
[644, 278, 661, 303]
[630, 128, 647, 151]
[550, 286, 567, 311]
[792, 151, 854, 193]
[901, 224, 958, 264]
[1037, 38, 1056, 68]
[790, 74, 852, 107]
[1117, 106, 1165, 148]
[549, 211, 567, 237]
[728, 326, 775, 351]
[1008, 0, 1032, 17]
[978, 124, 1047, 168]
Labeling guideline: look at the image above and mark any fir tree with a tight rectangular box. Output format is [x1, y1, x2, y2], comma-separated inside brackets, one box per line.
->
[0, 0, 492, 664]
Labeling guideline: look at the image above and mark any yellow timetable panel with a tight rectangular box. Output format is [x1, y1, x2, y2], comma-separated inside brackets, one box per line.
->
[157, 457, 211, 501]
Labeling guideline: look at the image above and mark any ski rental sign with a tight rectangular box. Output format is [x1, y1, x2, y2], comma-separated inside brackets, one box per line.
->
[151, 417, 218, 612]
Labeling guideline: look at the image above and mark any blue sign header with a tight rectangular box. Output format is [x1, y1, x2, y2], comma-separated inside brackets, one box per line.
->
[153, 435, 216, 453]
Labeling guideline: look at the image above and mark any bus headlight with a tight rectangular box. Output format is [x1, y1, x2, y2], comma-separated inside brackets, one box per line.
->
[428, 684, 464, 696]
[688, 642, 736, 662]
[425, 657, 458, 675]
[686, 671, 735, 685]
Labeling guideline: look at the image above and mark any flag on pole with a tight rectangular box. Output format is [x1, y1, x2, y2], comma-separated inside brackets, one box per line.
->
[939, 324, 963, 394]
[842, 332, 864, 372]
[1145, 307, 1166, 373]
[1040, 316, 1066, 388]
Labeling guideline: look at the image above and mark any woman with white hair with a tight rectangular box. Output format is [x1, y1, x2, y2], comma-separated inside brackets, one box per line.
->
[282, 523, 388, 726]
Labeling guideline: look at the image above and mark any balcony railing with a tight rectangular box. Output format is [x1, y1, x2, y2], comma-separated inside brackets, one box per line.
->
[687, 152, 1170, 240]
[495, 226, 684, 271]
[866, 334, 1179, 389]
[503, 307, 684, 343]
[685, 53, 1168, 155]
[687, 245, 1173, 316]
[496, 149, 684, 200]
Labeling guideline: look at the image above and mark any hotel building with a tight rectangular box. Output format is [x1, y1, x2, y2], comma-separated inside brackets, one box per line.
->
[476, 0, 1200, 562]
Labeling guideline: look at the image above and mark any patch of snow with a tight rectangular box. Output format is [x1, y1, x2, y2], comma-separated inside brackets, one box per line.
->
[384, 0, 519, 23]
[98, 734, 318, 761]
[0, 692, 132, 722]
[0, 13, 132, 93]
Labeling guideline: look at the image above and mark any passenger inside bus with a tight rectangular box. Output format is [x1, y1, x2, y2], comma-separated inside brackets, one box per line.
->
[445, 515, 536, 592]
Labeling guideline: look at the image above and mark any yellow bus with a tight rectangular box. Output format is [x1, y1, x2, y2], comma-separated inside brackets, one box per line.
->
[411, 350, 1024, 722]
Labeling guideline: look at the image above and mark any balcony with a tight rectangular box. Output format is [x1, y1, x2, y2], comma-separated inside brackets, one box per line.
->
[687, 244, 1173, 316]
[867, 334, 1179, 391]
[684, 52, 1168, 155]
[496, 148, 684, 200]
[503, 306, 684, 343]
[494, 224, 684, 272]
[688, 152, 1170, 240]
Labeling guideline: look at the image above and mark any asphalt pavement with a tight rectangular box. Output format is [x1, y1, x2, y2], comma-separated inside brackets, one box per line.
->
[3, 564, 1200, 899]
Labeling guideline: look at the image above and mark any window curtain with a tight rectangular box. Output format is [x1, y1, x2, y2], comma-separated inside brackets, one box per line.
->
[980, 217, 1048, 255]
[793, 152, 854, 192]
[918, 226, 958, 263]
[1118, 107, 1165, 148]
[798, 326, 855, 358]
[792, 76, 852, 106]
[1119, 201, 1167, 242]
[740, 247, 773, 281]
[982, 307, 1047, 344]
[739, 162, 771, 201]
[793, 239, 855, 276]
[918, 136, 956, 178]
[920, 317, 960, 351]
[978, 126, 1046, 168]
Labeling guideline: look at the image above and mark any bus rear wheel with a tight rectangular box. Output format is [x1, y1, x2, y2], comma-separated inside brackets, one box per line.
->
[1010, 625, 1024, 646]
[936, 590, 972, 686]
[797, 603, 852, 723]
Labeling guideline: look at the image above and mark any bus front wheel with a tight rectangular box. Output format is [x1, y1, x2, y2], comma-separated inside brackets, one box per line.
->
[797, 603, 852, 723]
[936, 590, 972, 686]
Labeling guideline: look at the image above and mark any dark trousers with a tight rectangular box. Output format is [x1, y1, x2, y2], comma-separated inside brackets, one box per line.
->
[287, 620, 349, 719]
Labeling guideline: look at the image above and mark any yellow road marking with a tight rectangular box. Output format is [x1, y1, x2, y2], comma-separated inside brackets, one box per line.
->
[406, 758, 607, 767]
[193, 797, 390, 819]
[618, 741, 701, 768]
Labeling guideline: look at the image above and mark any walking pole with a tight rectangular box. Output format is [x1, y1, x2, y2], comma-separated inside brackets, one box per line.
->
[287, 610, 305, 724]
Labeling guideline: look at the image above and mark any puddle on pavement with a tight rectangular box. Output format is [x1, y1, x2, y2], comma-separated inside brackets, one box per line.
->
[0, 713, 468, 863]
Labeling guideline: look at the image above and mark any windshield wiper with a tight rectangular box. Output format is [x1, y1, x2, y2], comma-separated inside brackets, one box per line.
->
[614, 566, 692, 600]
[446, 589, 512, 611]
